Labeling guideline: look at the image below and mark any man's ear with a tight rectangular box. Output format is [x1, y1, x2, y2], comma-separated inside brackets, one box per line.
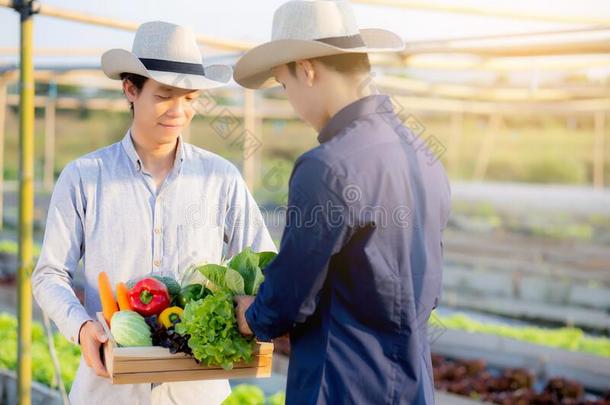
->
[122, 79, 138, 103]
[296, 60, 316, 87]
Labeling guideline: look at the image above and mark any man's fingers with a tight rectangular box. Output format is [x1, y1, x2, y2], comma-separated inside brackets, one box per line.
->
[233, 296, 255, 336]
[87, 344, 109, 377]
[81, 331, 109, 378]
[83, 341, 101, 372]
[94, 322, 108, 343]
[83, 352, 92, 368]
[233, 295, 245, 307]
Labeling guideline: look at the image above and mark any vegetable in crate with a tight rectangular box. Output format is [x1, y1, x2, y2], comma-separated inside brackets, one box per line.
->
[110, 310, 152, 347]
[150, 275, 181, 297]
[158, 306, 183, 328]
[145, 314, 192, 355]
[200, 264, 246, 294]
[128, 278, 170, 317]
[98, 271, 118, 324]
[115, 282, 131, 311]
[126, 274, 182, 305]
[179, 283, 209, 307]
[126, 274, 180, 293]
[198, 249, 277, 295]
[175, 290, 254, 370]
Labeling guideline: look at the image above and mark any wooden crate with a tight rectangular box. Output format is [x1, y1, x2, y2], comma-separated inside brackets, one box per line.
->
[97, 312, 273, 384]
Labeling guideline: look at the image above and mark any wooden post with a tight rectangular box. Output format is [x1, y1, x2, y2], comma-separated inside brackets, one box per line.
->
[0, 79, 6, 230]
[448, 112, 463, 176]
[43, 82, 56, 192]
[474, 113, 502, 181]
[593, 111, 606, 189]
[243, 89, 261, 191]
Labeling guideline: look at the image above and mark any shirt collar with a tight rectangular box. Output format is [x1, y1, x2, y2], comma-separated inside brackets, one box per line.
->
[317, 95, 394, 144]
[120, 129, 186, 173]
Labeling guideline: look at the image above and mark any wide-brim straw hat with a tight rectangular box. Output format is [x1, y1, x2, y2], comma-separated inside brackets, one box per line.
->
[102, 21, 232, 90]
[234, 0, 405, 89]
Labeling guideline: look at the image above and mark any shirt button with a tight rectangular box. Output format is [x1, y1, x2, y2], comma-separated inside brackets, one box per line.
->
[153, 259, 161, 267]
[154, 228, 162, 234]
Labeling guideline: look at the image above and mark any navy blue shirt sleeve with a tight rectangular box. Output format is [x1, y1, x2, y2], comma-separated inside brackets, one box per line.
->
[245, 156, 353, 341]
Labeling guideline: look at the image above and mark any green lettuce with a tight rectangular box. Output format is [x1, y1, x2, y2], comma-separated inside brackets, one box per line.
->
[229, 248, 261, 295]
[175, 290, 254, 369]
[257, 251, 277, 272]
[198, 249, 276, 296]
[176, 249, 278, 369]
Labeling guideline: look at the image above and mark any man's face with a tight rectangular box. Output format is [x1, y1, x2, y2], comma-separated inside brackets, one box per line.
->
[273, 63, 326, 131]
[125, 78, 199, 145]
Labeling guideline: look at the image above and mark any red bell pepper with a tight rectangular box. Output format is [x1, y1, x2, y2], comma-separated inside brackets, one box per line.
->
[127, 277, 170, 317]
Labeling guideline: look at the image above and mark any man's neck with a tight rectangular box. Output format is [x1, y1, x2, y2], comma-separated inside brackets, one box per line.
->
[318, 74, 378, 132]
[130, 126, 178, 175]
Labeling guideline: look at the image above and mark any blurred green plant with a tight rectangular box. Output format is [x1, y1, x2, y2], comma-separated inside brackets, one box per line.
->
[430, 312, 610, 357]
[222, 384, 285, 405]
[451, 202, 503, 230]
[0, 239, 42, 257]
[267, 391, 286, 405]
[528, 223, 594, 241]
[0, 312, 81, 391]
[523, 158, 586, 184]
[451, 202, 602, 242]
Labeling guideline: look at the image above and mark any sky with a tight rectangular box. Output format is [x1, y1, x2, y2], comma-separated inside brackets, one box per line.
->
[1, 0, 609, 59]
[0, 0, 609, 87]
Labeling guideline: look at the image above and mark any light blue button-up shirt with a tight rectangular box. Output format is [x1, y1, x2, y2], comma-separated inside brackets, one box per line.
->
[32, 131, 275, 405]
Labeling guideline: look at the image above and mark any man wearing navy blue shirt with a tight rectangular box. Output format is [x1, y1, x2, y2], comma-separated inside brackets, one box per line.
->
[232, 1, 451, 404]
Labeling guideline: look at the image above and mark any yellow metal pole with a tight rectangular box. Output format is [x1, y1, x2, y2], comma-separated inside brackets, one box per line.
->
[15, 1, 36, 404]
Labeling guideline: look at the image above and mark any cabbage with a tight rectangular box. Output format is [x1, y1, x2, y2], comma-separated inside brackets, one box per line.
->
[110, 310, 152, 347]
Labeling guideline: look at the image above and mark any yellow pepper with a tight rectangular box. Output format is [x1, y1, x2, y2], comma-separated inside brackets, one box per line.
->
[158, 306, 184, 328]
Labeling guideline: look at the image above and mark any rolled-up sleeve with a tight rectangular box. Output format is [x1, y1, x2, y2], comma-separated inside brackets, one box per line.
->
[223, 166, 276, 255]
[32, 162, 92, 344]
[245, 157, 353, 341]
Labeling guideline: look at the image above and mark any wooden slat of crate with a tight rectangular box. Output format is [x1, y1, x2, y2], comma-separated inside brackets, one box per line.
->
[97, 312, 274, 385]
[111, 363, 272, 385]
[111, 341, 273, 360]
[113, 355, 273, 374]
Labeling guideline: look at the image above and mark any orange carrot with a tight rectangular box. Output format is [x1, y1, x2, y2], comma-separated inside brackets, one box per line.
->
[98, 272, 118, 324]
[116, 282, 131, 311]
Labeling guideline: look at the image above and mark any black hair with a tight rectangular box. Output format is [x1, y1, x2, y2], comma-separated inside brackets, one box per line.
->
[286, 53, 371, 77]
[119, 73, 148, 113]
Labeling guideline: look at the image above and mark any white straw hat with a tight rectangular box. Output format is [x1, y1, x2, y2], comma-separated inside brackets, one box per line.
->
[234, 0, 405, 89]
[102, 21, 232, 90]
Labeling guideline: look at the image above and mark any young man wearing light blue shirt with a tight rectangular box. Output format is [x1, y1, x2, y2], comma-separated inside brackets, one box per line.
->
[32, 21, 275, 405]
